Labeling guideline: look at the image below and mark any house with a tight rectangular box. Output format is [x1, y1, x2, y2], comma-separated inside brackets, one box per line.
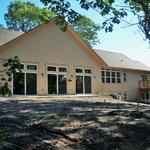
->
[0, 18, 150, 101]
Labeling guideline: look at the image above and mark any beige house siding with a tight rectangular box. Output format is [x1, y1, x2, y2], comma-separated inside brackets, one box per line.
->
[101, 69, 150, 100]
[0, 23, 103, 95]
[0, 21, 150, 100]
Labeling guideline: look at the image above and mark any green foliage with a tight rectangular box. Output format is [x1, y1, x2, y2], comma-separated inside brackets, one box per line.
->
[40, 0, 150, 43]
[71, 16, 100, 47]
[124, 0, 150, 42]
[4, 1, 56, 32]
[4, 1, 101, 47]
[0, 56, 22, 97]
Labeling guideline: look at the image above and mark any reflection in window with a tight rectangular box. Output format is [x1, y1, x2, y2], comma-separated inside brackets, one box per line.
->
[26, 73, 37, 95]
[58, 75, 67, 94]
[76, 76, 83, 94]
[13, 73, 25, 95]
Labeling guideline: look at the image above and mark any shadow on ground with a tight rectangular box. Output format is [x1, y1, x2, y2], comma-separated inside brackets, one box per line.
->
[0, 98, 150, 150]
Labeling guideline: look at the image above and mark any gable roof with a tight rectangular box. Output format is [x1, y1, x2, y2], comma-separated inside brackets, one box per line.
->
[0, 19, 149, 72]
[0, 17, 107, 66]
[94, 49, 150, 71]
[0, 29, 24, 46]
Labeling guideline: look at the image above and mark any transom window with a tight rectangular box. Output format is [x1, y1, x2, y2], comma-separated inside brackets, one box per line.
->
[47, 66, 67, 73]
[27, 64, 37, 71]
[85, 69, 91, 74]
[75, 68, 83, 73]
[76, 68, 92, 74]
[20, 63, 38, 72]
[47, 66, 56, 72]
[102, 68, 121, 83]
[59, 67, 67, 72]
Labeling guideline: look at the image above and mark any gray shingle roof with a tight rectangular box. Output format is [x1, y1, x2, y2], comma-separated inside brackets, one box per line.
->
[94, 49, 150, 71]
[0, 29, 24, 46]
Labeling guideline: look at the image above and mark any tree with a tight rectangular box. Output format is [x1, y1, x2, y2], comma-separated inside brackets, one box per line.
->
[71, 16, 100, 46]
[4, 1, 101, 47]
[40, 0, 150, 44]
[4, 1, 55, 32]
[0, 56, 22, 96]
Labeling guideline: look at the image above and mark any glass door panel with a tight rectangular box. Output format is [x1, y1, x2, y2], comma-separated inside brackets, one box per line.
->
[84, 76, 91, 94]
[58, 75, 67, 94]
[48, 74, 57, 94]
[26, 73, 37, 95]
[76, 75, 83, 94]
[13, 73, 25, 95]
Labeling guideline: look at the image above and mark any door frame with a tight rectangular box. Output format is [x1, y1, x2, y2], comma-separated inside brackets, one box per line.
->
[75, 67, 92, 94]
[46, 65, 68, 95]
[12, 63, 38, 96]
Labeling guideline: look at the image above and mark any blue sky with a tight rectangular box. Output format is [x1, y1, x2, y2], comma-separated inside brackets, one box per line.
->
[0, 0, 150, 67]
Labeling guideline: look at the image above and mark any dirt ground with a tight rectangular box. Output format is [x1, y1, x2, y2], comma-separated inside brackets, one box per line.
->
[0, 96, 150, 150]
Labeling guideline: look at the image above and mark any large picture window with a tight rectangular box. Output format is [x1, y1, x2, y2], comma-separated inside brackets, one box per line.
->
[102, 68, 121, 83]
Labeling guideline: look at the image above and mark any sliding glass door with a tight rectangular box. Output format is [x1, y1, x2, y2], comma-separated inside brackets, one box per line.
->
[13, 73, 25, 95]
[58, 75, 67, 94]
[47, 66, 67, 95]
[75, 68, 92, 94]
[48, 74, 57, 94]
[26, 73, 37, 95]
[13, 64, 38, 95]
[76, 76, 83, 94]
[84, 76, 91, 94]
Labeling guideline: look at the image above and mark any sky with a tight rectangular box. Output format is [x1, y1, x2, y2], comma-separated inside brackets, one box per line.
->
[0, 0, 150, 67]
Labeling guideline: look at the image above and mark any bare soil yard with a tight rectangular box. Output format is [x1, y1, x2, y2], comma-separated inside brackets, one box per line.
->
[0, 96, 150, 150]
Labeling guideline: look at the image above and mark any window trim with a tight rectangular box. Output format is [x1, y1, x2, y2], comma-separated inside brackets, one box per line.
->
[46, 65, 68, 95]
[75, 67, 92, 94]
[12, 63, 38, 95]
[101, 68, 121, 84]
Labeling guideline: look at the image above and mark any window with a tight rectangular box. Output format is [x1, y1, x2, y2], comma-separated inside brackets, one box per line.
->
[141, 92, 149, 100]
[13, 63, 38, 95]
[47, 66, 56, 72]
[85, 69, 91, 74]
[27, 64, 37, 71]
[13, 73, 25, 95]
[21, 64, 25, 70]
[47, 65, 67, 94]
[124, 93, 127, 100]
[76, 68, 82, 73]
[75, 68, 92, 94]
[123, 73, 127, 82]
[59, 67, 67, 72]
[102, 68, 121, 84]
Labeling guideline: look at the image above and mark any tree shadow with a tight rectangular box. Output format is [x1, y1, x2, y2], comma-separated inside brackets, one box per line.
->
[0, 98, 150, 149]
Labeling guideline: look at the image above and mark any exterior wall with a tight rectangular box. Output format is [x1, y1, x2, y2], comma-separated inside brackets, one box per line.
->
[101, 69, 150, 101]
[0, 23, 102, 95]
[0, 22, 150, 100]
